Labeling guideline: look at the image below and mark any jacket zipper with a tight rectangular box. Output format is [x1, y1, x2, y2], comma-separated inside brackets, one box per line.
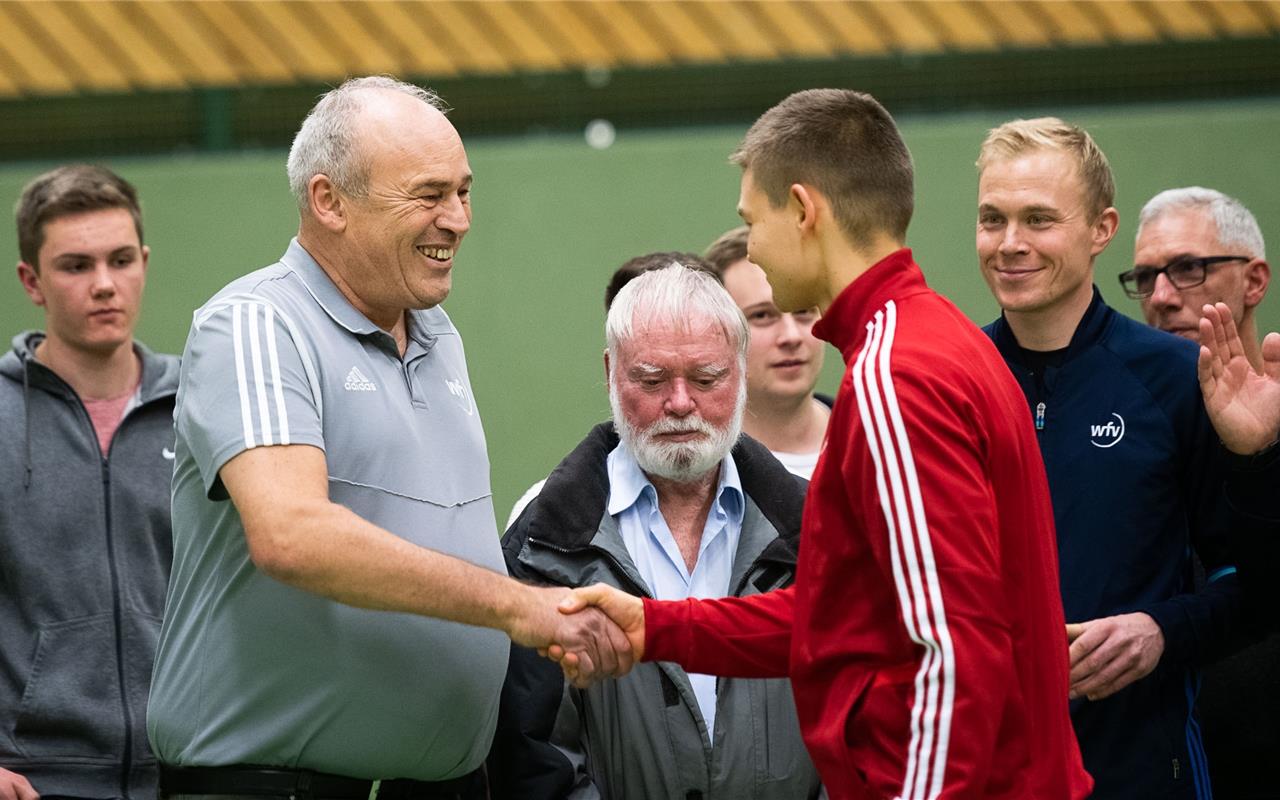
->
[101, 440, 134, 799]
[36, 361, 156, 800]
[1032, 369, 1048, 433]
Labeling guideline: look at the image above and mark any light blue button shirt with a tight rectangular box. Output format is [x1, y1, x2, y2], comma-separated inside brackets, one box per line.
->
[606, 443, 745, 739]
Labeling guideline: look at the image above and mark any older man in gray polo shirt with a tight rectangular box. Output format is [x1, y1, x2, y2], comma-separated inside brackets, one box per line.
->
[147, 77, 630, 800]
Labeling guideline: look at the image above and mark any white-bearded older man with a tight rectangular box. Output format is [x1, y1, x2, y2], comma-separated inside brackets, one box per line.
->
[489, 263, 819, 800]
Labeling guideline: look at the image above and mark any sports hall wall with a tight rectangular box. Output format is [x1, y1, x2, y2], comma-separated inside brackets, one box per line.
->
[2, 97, 1277, 520]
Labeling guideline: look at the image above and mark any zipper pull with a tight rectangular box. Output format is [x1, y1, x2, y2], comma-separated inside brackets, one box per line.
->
[1035, 402, 1046, 431]
[1172, 758, 1180, 779]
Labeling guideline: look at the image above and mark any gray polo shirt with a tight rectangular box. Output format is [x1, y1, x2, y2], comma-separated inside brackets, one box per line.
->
[148, 239, 508, 780]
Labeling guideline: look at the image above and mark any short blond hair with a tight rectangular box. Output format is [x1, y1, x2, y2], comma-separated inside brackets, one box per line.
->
[976, 117, 1115, 218]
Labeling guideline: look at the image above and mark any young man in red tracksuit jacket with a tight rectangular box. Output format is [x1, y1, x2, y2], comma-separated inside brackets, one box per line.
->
[556, 89, 1092, 800]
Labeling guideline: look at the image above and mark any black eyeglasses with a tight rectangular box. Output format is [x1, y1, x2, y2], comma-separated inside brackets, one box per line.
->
[1118, 255, 1250, 299]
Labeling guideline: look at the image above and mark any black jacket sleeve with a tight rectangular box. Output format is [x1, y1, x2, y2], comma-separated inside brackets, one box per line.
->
[1142, 423, 1248, 664]
[1225, 446, 1280, 626]
[488, 643, 591, 800]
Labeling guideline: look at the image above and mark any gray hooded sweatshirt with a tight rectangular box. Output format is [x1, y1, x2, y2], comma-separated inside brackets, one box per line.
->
[0, 331, 178, 799]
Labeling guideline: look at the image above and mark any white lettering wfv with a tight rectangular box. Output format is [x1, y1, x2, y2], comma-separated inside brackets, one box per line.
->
[1089, 413, 1125, 448]
[444, 376, 474, 415]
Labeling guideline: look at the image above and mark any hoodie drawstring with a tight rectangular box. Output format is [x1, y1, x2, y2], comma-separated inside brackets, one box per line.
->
[21, 353, 32, 490]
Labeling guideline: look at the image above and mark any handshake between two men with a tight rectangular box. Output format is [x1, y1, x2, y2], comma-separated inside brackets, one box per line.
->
[523, 584, 644, 688]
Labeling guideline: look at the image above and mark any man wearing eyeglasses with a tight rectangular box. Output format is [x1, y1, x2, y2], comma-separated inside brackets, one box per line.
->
[1131, 188, 1275, 800]
[975, 119, 1245, 800]
[1129, 188, 1270, 354]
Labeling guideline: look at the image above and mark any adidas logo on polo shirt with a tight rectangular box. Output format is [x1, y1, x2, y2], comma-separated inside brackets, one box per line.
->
[344, 366, 378, 392]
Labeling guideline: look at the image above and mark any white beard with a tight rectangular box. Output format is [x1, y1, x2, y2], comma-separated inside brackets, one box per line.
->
[610, 384, 745, 483]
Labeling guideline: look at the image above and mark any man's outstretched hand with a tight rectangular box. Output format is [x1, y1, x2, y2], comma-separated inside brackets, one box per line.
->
[547, 583, 646, 687]
[1198, 302, 1280, 455]
[506, 584, 634, 686]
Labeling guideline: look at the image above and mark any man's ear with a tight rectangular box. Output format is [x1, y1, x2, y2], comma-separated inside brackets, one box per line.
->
[17, 261, 44, 307]
[308, 174, 347, 232]
[789, 183, 820, 235]
[1090, 207, 1120, 257]
[1243, 257, 1270, 310]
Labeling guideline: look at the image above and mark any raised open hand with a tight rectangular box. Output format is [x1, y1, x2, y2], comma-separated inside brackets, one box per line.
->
[1197, 302, 1280, 454]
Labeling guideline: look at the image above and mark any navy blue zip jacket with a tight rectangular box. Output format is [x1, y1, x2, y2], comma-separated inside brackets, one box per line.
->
[985, 289, 1244, 800]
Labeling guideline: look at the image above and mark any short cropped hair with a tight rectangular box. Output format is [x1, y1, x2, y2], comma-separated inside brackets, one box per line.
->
[287, 76, 447, 211]
[703, 226, 749, 274]
[731, 89, 914, 250]
[606, 264, 748, 375]
[977, 117, 1115, 219]
[1137, 187, 1266, 261]
[14, 165, 143, 271]
[604, 251, 718, 310]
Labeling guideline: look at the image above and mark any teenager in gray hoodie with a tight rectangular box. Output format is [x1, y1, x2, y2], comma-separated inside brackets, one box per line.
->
[0, 166, 178, 800]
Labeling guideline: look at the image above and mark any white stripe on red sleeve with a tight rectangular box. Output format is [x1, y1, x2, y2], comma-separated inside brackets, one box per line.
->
[852, 300, 956, 800]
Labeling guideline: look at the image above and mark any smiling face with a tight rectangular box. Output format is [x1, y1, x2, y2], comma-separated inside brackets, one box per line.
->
[976, 149, 1116, 325]
[721, 257, 823, 409]
[18, 207, 148, 356]
[336, 91, 472, 319]
[608, 315, 745, 482]
[1134, 207, 1266, 340]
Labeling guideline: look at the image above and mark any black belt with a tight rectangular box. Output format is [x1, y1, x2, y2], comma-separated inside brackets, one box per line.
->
[159, 765, 484, 800]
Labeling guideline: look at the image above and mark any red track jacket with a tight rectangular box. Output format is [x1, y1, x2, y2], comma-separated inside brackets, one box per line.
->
[644, 250, 1091, 800]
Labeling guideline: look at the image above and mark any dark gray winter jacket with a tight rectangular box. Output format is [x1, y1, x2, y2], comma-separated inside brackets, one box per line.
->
[490, 422, 820, 800]
[0, 332, 178, 799]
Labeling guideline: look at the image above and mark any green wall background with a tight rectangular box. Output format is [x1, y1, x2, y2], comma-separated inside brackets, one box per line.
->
[2, 99, 1277, 523]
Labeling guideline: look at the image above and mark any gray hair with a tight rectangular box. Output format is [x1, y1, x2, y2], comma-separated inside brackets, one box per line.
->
[1137, 187, 1266, 260]
[286, 76, 447, 211]
[606, 263, 749, 375]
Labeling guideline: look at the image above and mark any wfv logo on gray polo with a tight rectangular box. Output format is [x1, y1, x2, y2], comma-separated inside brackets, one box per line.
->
[445, 377, 475, 416]
[1089, 413, 1125, 448]
[344, 366, 378, 392]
